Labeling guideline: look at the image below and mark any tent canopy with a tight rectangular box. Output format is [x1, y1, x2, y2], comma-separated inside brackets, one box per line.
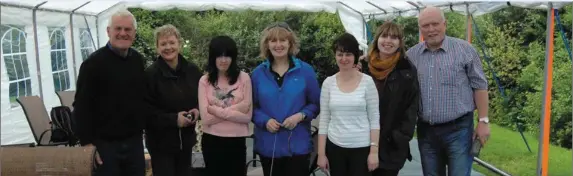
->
[1, 0, 570, 17]
[2, 1, 571, 175]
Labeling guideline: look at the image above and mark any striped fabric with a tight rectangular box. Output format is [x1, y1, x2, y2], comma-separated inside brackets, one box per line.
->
[406, 36, 488, 124]
[318, 73, 380, 148]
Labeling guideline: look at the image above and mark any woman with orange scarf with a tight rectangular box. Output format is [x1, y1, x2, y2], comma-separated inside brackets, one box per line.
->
[361, 21, 421, 176]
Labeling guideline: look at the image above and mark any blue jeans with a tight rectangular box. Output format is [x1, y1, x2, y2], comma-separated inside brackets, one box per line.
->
[417, 112, 474, 176]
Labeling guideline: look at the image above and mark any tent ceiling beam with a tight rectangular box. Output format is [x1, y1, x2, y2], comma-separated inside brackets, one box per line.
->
[366, 1, 387, 14]
[0, 1, 96, 16]
[97, 2, 123, 17]
[337, 1, 362, 15]
[72, 1, 91, 13]
[407, 1, 421, 9]
[365, 1, 477, 16]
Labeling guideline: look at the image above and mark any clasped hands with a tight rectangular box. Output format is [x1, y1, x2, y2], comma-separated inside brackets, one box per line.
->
[266, 113, 304, 132]
[177, 109, 199, 128]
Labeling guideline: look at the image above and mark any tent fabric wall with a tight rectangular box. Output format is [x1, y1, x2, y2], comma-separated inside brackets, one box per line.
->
[1, 4, 98, 145]
[0, 0, 570, 146]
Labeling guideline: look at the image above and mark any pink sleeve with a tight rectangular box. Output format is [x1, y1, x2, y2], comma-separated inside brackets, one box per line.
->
[198, 76, 224, 126]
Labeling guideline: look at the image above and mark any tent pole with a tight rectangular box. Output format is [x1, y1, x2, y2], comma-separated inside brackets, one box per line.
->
[536, 3, 554, 176]
[465, 3, 472, 42]
[69, 1, 91, 81]
[32, 1, 47, 99]
[419, 8, 423, 42]
[95, 16, 100, 47]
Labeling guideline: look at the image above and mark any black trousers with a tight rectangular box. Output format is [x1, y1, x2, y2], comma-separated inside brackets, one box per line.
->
[326, 139, 371, 176]
[93, 135, 145, 176]
[372, 168, 400, 176]
[260, 154, 310, 176]
[148, 144, 192, 176]
[201, 133, 247, 176]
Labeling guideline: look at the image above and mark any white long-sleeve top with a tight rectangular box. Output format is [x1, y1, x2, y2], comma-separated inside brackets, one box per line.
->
[318, 73, 380, 148]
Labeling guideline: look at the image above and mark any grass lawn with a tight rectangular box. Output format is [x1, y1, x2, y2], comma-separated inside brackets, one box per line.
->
[471, 124, 572, 176]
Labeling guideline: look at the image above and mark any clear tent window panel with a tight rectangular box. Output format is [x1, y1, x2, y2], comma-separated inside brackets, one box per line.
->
[79, 28, 95, 61]
[1, 25, 32, 107]
[49, 27, 70, 91]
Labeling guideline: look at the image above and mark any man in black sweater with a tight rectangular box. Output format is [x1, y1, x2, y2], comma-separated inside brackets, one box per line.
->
[73, 9, 147, 176]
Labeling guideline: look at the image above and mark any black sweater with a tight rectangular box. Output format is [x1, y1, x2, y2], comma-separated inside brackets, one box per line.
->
[144, 55, 202, 152]
[73, 44, 148, 146]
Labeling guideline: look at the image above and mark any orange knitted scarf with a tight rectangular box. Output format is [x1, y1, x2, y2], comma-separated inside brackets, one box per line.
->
[368, 52, 400, 80]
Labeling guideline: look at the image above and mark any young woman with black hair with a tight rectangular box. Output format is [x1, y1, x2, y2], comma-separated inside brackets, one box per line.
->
[198, 35, 253, 176]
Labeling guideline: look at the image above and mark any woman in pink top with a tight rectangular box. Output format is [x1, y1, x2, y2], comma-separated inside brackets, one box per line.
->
[199, 35, 253, 176]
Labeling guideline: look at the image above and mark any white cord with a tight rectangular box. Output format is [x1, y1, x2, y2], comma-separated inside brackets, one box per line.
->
[269, 133, 278, 176]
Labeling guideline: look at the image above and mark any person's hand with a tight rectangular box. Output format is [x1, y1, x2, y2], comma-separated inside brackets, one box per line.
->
[282, 113, 303, 130]
[317, 154, 329, 173]
[187, 108, 199, 123]
[85, 144, 103, 165]
[474, 121, 491, 146]
[177, 111, 192, 128]
[367, 152, 379, 171]
[266, 119, 281, 133]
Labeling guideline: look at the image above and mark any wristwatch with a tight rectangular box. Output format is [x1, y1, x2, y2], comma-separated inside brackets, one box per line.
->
[299, 112, 306, 121]
[370, 142, 379, 147]
[478, 117, 489, 124]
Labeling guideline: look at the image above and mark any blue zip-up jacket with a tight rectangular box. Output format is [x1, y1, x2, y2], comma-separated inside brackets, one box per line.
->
[251, 57, 321, 158]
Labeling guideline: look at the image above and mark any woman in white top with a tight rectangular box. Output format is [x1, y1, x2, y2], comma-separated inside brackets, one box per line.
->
[317, 33, 380, 176]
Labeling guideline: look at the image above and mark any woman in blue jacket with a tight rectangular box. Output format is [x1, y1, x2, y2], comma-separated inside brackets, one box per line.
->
[251, 22, 321, 176]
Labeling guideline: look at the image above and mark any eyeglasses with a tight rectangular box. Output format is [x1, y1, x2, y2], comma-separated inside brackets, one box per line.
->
[267, 22, 292, 32]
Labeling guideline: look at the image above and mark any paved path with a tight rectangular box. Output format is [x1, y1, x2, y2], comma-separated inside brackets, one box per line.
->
[245, 139, 484, 176]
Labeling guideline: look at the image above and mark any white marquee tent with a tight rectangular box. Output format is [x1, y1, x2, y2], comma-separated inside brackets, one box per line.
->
[1, 0, 571, 175]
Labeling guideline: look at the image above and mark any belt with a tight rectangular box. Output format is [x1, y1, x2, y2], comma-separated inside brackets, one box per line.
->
[419, 112, 472, 127]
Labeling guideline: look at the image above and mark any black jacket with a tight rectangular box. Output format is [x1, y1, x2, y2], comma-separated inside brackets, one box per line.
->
[144, 55, 202, 153]
[362, 56, 420, 170]
[73, 45, 147, 146]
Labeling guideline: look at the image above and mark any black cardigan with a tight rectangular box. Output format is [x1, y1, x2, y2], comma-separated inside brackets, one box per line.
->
[144, 54, 202, 152]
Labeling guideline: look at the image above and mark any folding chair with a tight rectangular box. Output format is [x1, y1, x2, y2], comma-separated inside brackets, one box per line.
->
[56, 91, 75, 111]
[16, 96, 68, 146]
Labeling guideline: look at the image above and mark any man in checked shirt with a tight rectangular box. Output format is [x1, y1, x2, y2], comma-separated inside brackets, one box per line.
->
[406, 6, 491, 176]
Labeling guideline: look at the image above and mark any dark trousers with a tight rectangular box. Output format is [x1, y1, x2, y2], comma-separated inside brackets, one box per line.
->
[372, 168, 399, 176]
[201, 133, 247, 176]
[326, 139, 371, 176]
[148, 144, 192, 176]
[260, 154, 310, 176]
[417, 112, 474, 176]
[93, 135, 145, 176]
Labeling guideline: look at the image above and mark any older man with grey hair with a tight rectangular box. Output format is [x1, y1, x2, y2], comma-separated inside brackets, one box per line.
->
[406, 6, 491, 176]
[73, 9, 147, 176]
